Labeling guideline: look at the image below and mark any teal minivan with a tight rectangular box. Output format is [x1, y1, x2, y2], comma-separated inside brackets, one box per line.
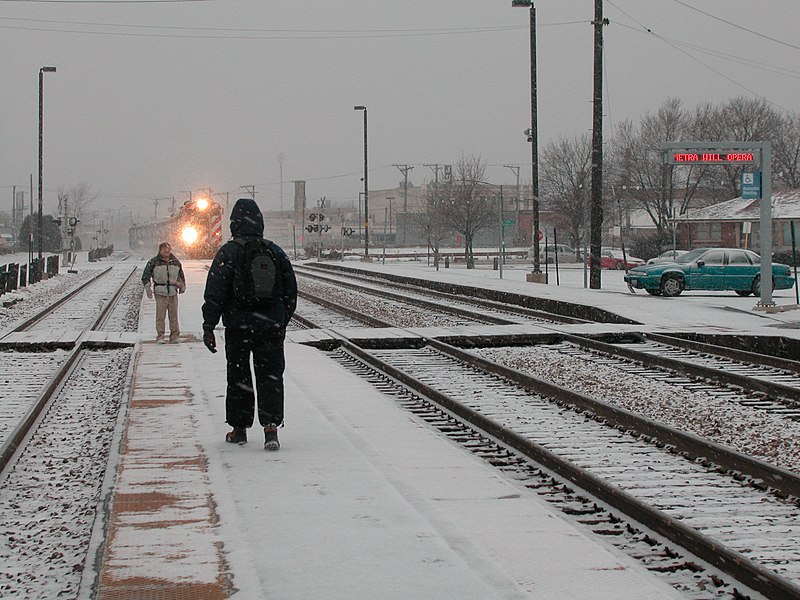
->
[624, 247, 795, 297]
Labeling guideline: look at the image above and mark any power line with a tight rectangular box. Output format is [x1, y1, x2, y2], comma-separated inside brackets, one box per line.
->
[0, 1, 213, 4]
[0, 16, 587, 40]
[670, 0, 800, 51]
[607, 1, 793, 113]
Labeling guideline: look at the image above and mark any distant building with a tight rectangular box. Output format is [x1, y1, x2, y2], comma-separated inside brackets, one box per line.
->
[672, 191, 800, 252]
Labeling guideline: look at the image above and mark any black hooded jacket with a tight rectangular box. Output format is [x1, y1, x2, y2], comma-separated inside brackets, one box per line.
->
[202, 198, 297, 333]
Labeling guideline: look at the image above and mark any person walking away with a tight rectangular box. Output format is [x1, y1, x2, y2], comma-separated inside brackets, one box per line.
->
[141, 242, 186, 343]
[201, 198, 297, 451]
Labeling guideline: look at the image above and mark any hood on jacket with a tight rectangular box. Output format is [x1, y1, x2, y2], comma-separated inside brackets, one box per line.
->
[230, 198, 264, 238]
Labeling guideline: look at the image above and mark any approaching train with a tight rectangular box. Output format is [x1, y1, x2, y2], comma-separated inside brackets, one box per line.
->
[129, 197, 224, 259]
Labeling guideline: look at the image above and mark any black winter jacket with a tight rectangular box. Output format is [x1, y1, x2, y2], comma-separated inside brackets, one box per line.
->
[202, 198, 297, 333]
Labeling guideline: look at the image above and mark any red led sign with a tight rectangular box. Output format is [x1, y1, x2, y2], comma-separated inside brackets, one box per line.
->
[668, 151, 759, 165]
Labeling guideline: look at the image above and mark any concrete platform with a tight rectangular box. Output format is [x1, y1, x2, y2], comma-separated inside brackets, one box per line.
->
[92, 334, 684, 599]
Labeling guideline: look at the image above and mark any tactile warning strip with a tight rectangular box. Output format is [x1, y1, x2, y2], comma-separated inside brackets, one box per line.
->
[96, 342, 230, 599]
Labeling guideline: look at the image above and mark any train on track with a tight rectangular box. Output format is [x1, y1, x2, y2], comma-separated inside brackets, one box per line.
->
[129, 197, 224, 259]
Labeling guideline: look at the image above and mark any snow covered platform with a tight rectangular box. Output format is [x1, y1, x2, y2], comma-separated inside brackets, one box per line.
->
[287, 322, 655, 350]
[93, 332, 683, 599]
[0, 330, 139, 347]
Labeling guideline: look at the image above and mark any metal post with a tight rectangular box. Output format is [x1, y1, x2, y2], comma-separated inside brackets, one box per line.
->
[499, 185, 504, 280]
[528, 4, 540, 272]
[394, 164, 413, 245]
[513, 1, 540, 272]
[758, 142, 774, 306]
[382, 206, 387, 265]
[790, 221, 798, 305]
[582, 182, 588, 289]
[354, 106, 369, 258]
[38, 68, 57, 278]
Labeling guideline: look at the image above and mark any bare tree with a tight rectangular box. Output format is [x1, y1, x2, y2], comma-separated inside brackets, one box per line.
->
[609, 98, 690, 236]
[539, 134, 592, 251]
[416, 186, 453, 268]
[774, 111, 800, 189]
[56, 182, 97, 223]
[437, 155, 495, 269]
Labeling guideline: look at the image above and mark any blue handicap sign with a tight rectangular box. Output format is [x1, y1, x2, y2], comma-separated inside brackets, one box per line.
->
[741, 172, 761, 199]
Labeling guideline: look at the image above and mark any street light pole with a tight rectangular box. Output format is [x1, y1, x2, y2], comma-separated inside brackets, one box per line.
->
[512, 1, 540, 274]
[354, 106, 369, 258]
[38, 66, 56, 280]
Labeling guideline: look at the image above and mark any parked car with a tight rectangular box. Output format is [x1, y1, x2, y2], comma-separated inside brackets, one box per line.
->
[624, 247, 795, 297]
[647, 249, 689, 265]
[528, 243, 579, 264]
[599, 248, 645, 270]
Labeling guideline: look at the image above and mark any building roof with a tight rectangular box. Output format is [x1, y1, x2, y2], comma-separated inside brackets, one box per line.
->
[679, 190, 800, 222]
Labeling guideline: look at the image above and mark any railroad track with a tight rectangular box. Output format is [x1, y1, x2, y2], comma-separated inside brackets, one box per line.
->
[326, 339, 800, 600]
[295, 264, 588, 325]
[290, 277, 800, 599]
[0, 264, 141, 599]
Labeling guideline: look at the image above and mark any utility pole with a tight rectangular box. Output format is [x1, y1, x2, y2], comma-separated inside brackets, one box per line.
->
[241, 185, 256, 200]
[278, 153, 285, 211]
[393, 164, 414, 245]
[589, 0, 608, 289]
[215, 192, 229, 213]
[424, 163, 440, 184]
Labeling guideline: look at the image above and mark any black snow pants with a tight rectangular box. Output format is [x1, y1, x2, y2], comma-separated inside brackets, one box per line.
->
[224, 327, 286, 428]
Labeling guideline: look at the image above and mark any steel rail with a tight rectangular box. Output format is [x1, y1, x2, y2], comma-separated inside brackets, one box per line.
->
[300, 262, 639, 324]
[0, 267, 112, 338]
[298, 290, 395, 328]
[297, 270, 509, 325]
[0, 345, 82, 473]
[644, 331, 800, 375]
[0, 268, 136, 475]
[295, 264, 586, 325]
[562, 332, 800, 405]
[333, 336, 800, 600]
[89, 267, 138, 331]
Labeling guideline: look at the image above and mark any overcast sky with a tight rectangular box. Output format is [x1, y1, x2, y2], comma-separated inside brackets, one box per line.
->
[0, 0, 797, 223]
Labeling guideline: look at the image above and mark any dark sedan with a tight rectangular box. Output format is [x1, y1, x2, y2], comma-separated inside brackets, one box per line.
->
[624, 247, 795, 297]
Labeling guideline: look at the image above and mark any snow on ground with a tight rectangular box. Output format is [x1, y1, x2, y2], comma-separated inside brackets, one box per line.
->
[4, 249, 799, 598]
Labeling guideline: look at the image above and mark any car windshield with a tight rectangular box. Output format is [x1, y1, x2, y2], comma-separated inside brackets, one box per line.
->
[674, 248, 709, 263]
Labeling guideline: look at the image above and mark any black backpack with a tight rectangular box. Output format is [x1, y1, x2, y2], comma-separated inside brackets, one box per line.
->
[232, 238, 280, 309]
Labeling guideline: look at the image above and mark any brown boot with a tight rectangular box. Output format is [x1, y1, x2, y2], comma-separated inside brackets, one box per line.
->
[225, 427, 247, 445]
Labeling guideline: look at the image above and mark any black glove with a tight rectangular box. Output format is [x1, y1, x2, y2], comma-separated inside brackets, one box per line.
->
[203, 330, 217, 353]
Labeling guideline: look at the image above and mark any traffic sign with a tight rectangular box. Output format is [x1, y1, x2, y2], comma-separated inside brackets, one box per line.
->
[537, 230, 543, 241]
[741, 172, 762, 199]
[502, 219, 514, 227]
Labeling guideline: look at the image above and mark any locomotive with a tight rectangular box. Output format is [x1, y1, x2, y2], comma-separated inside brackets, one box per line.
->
[129, 197, 224, 259]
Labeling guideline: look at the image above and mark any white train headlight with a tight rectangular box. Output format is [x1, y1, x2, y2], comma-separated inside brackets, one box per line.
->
[181, 226, 199, 245]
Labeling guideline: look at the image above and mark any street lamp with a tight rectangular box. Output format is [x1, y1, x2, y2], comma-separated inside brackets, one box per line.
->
[512, 1, 540, 275]
[354, 105, 369, 258]
[38, 66, 56, 280]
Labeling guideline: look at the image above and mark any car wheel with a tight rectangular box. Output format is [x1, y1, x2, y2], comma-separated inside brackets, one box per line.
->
[660, 274, 683, 297]
[645, 289, 661, 296]
[751, 275, 760, 296]
[750, 275, 775, 297]
[615, 262, 624, 270]
[735, 290, 752, 297]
